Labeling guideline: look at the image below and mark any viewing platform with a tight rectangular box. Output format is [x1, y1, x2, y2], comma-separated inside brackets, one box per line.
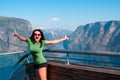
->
[1, 49, 120, 80]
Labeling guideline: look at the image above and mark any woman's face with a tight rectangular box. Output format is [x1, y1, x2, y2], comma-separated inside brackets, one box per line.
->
[34, 31, 41, 42]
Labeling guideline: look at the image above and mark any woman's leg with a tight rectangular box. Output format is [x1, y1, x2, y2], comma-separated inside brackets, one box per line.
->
[37, 67, 47, 80]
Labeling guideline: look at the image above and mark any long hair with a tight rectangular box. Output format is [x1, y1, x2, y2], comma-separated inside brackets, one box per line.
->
[30, 29, 45, 47]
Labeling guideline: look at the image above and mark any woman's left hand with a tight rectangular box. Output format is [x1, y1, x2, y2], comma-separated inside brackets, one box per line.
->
[64, 35, 69, 41]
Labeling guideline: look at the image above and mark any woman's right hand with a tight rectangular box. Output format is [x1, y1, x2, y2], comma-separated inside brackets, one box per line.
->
[12, 30, 26, 41]
[12, 30, 18, 36]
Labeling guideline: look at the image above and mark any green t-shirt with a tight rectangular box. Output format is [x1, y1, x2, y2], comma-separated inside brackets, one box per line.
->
[26, 38, 47, 64]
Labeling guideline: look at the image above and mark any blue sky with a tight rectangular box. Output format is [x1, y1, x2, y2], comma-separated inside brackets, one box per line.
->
[0, 0, 120, 31]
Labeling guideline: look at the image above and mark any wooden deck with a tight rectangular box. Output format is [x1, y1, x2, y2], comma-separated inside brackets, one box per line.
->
[25, 62, 120, 80]
[47, 62, 120, 80]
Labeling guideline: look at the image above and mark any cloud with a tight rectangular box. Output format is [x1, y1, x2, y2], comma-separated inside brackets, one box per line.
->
[51, 17, 59, 21]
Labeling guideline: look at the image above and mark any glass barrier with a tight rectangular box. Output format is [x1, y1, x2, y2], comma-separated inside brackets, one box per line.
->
[0, 51, 32, 80]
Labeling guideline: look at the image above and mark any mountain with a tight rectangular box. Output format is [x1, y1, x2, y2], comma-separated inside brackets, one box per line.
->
[2, 16, 120, 53]
[42, 28, 72, 49]
[0, 17, 32, 53]
[66, 20, 120, 52]
[0, 16, 72, 53]
[41, 28, 72, 58]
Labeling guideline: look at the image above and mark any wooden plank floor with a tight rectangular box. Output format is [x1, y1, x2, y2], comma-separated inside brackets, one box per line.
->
[25, 62, 120, 80]
[47, 62, 120, 80]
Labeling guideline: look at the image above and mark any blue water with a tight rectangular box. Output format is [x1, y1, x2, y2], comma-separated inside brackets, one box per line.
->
[0, 66, 13, 80]
[61, 53, 120, 68]
[0, 53, 26, 80]
[0, 65, 26, 80]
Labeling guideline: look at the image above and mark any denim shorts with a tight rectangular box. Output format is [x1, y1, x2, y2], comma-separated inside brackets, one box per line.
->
[34, 62, 48, 69]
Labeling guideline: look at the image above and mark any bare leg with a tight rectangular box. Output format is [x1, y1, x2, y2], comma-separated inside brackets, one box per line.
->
[37, 67, 47, 80]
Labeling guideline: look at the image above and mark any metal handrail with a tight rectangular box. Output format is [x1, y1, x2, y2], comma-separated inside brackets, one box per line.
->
[43, 49, 120, 65]
[43, 49, 120, 57]
[0, 51, 24, 55]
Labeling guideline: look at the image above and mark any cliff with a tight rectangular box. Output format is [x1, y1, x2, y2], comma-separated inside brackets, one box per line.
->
[0, 17, 32, 53]
[67, 20, 120, 52]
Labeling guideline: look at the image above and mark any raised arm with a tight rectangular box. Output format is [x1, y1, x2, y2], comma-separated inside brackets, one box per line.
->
[12, 30, 27, 41]
[45, 35, 69, 44]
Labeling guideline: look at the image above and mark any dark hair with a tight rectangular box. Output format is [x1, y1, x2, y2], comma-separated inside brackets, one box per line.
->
[30, 29, 45, 47]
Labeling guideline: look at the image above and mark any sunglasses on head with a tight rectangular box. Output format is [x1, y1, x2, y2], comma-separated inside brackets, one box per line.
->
[34, 33, 41, 36]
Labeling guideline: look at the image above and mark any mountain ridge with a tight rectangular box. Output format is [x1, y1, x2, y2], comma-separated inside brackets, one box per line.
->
[0, 16, 120, 53]
[0, 16, 72, 53]
[67, 20, 120, 52]
[0, 16, 32, 52]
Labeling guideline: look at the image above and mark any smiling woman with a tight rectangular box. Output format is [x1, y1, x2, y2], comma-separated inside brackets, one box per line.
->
[33, 32, 42, 42]
[12, 28, 69, 80]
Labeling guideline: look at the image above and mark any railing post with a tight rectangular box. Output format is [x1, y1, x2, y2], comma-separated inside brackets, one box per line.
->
[26, 57, 30, 63]
[66, 53, 70, 65]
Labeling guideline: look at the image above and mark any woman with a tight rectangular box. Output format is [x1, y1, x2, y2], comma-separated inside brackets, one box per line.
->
[12, 29, 69, 80]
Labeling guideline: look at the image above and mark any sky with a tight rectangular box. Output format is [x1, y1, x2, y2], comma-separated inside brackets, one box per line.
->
[0, 0, 120, 31]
